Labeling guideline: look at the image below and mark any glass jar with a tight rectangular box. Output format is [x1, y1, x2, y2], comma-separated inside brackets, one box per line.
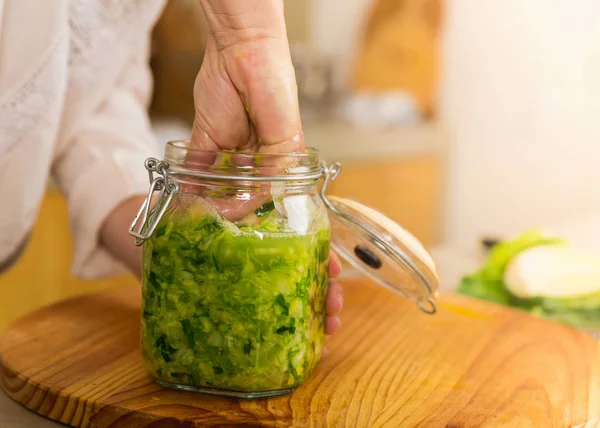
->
[130, 140, 439, 398]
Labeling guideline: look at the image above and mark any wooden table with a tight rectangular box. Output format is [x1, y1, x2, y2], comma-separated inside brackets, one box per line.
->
[1, 278, 599, 427]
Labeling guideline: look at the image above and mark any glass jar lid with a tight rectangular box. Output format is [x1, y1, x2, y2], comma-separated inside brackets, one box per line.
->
[129, 151, 440, 314]
[320, 165, 439, 314]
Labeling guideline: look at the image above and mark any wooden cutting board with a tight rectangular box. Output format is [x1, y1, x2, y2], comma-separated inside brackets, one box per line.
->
[1, 278, 599, 427]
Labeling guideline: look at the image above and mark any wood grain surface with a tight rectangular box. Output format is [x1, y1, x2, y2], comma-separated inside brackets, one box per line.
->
[1, 279, 599, 427]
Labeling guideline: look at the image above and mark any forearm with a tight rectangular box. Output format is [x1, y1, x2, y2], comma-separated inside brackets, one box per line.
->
[100, 195, 145, 279]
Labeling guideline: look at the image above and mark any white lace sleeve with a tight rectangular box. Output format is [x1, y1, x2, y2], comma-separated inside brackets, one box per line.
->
[52, 42, 159, 279]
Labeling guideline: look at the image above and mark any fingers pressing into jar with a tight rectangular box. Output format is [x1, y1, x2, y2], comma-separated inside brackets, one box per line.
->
[325, 251, 344, 336]
[328, 250, 343, 278]
[185, 0, 304, 222]
[325, 281, 343, 335]
[326, 280, 344, 315]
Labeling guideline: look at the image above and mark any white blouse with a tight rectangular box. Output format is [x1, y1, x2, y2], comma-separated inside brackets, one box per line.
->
[0, 0, 166, 277]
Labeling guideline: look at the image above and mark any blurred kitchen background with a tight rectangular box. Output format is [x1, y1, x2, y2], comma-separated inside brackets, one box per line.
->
[3, 0, 600, 329]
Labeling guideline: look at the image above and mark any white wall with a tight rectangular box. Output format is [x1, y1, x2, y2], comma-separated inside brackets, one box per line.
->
[310, 0, 600, 251]
[311, 0, 372, 88]
[439, 0, 600, 250]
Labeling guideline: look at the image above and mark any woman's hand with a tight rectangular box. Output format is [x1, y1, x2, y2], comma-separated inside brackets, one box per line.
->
[192, 0, 302, 154]
[326, 251, 344, 334]
[190, 1, 303, 220]
[191, 0, 344, 335]
[100, 195, 145, 278]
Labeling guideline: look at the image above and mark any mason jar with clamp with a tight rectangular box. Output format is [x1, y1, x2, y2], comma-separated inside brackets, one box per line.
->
[129, 140, 439, 398]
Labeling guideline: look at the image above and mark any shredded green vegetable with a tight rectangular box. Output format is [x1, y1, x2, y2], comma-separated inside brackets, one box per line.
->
[141, 202, 330, 393]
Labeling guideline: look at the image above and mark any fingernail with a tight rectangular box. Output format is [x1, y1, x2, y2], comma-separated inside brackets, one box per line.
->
[337, 292, 344, 311]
